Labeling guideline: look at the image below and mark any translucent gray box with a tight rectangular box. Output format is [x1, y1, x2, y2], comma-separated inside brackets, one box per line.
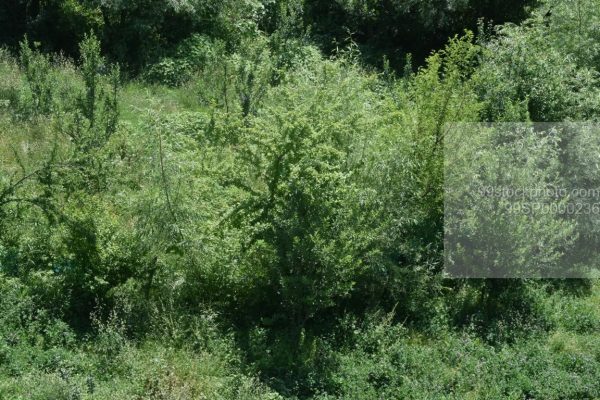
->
[444, 123, 600, 278]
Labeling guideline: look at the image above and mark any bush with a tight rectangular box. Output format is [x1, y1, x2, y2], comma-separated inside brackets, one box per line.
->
[144, 58, 193, 87]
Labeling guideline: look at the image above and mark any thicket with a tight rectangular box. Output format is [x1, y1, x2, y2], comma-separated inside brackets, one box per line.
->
[0, 0, 599, 399]
[0, 0, 537, 72]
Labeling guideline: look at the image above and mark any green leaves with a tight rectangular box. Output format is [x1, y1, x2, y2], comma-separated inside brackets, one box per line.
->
[18, 38, 55, 117]
[3, 3, 600, 398]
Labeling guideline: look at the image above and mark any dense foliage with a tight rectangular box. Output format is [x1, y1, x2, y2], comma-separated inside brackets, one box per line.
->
[0, 0, 599, 399]
[0, 0, 537, 71]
